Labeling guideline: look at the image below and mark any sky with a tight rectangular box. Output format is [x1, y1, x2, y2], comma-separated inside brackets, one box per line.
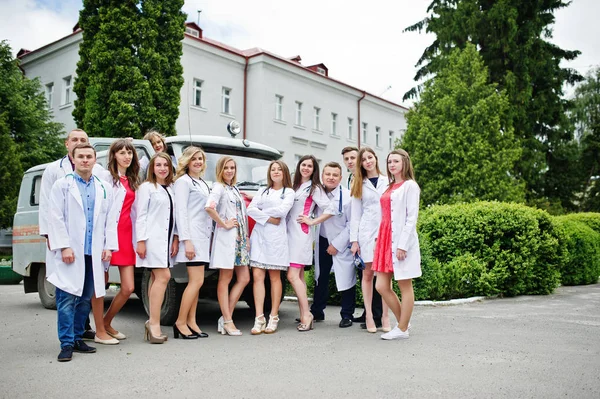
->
[1, 0, 598, 106]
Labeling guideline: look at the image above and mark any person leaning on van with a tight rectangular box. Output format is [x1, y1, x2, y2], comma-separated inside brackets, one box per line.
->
[135, 153, 179, 344]
[39, 129, 104, 341]
[46, 144, 119, 362]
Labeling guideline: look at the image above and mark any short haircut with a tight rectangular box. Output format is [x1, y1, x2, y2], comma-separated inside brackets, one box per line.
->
[341, 146, 359, 155]
[323, 162, 342, 173]
[72, 143, 96, 157]
[66, 129, 88, 141]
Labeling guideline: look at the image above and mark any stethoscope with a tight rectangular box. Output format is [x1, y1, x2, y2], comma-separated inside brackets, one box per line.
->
[65, 173, 107, 199]
[188, 174, 211, 193]
[263, 186, 287, 199]
[59, 155, 70, 169]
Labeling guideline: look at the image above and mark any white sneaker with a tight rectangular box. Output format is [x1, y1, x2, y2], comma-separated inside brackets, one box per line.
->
[381, 326, 409, 340]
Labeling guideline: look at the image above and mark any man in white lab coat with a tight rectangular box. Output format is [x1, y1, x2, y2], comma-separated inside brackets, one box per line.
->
[39, 129, 104, 340]
[47, 144, 118, 362]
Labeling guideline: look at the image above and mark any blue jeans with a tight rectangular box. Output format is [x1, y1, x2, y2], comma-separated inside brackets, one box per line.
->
[56, 255, 94, 348]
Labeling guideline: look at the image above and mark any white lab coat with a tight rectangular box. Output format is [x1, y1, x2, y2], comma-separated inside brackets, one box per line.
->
[247, 186, 295, 267]
[389, 180, 422, 280]
[206, 182, 248, 269]
[314, 185, 356, 291]
[98, 170, 138, 271]
[135, 181, 177, 268]
[40, 156, 103, 277]
[287, 181, 335, 265]
[350, 175, 388, 263]
[173, 175, 212, 263]
[46, 174, 118, 297]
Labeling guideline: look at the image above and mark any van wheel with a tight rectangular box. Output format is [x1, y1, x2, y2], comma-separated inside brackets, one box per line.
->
[37, 265, 57, 310]
[140, 269, 183, 326]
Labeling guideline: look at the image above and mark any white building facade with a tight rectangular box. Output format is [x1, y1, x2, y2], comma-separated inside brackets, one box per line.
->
[18, 22, 407, 173]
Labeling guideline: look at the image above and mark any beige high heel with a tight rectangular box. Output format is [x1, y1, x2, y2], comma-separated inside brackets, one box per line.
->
[264, 314, 280, 334]
[297, 314, 314, 332]
[221, 320, 242, 336]
[251, 315, 267, 335]
[144, 321, 166, 344]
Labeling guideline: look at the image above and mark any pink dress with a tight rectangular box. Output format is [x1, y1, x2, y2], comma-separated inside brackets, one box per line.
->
[111, 176, 136, 266]
[372, 182, 404, 273]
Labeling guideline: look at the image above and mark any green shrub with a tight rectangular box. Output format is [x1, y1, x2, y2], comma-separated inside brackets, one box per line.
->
[553, 217, 600, 285]
[555, 213, 600, 234]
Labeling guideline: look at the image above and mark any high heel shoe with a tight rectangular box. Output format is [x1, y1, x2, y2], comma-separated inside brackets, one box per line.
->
[217, 316, 224, 334]
[144, 321, 166, 344]
[221, 320, 242, 336]
[188, 325, 209, 338]
[173, 324, 198, 340]
[251, 315, 267, 335]
[264, 315, 279, 334]
[365, 318, 377, 333]
[297, 314, 314, 332]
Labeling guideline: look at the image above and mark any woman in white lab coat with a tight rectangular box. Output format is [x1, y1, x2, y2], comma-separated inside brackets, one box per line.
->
[96, 139, 141, 344]
[288, 155, 334, 332]
[136, 153, 179, 344]
[172, 146, 212, 339]
[373, 149, 421, 340]
[205, 156, 250, 336]
[247, 161, 295, 334]
[350, 147, 391, 333]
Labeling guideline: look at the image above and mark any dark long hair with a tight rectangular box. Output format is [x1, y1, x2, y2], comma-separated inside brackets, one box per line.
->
[292, 155, 323, 196]
[267, 160, 292, 189]
[108, 139, 140, 191]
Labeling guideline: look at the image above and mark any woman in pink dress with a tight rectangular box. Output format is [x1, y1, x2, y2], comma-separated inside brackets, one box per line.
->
[98, 139, 140, 343]
[373, 149, 422, 340]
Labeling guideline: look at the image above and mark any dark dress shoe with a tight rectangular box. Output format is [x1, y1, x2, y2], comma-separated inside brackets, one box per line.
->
[73, 340, 96, 353]
[57, 346, 73, 362]
[339, 319, 353, 328]
[82, 329, 96, 341]
[360, 321, 382, 329]
[188, 326, 209, 338]
[352, 315, 366, 323]
[173, 325, 198, 339]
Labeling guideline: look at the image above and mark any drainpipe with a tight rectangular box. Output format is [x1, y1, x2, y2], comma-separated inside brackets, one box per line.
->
[357, 91, 366, 148]
[243, 56, 249, 140]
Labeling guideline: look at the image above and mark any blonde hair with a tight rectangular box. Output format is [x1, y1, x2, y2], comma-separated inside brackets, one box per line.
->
[267, 160, 292, 188]
[215, 156, 237, 185]
[143, 130, 167, 152]
[175, 146, 207, 180]
[146, 153, 174, 186]
[350, 147, 381, 199]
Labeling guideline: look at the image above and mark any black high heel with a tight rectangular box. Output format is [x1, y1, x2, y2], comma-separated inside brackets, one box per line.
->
[173, 324, 198, 340]
[188, 325, 209, 338]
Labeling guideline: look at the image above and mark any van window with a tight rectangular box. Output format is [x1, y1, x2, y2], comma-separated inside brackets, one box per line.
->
[94, 144, 110, 153]
[30, 176, 42, 206]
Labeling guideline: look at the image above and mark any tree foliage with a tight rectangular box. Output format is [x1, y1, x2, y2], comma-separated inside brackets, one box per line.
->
[401, 44, 524, 205]
[74, 0, 185, 138]
[0, 40, 64, 228]
[404, 0, 582, 204]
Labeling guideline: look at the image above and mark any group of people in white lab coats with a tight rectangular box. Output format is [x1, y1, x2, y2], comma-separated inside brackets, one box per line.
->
[41, 129, 422, 362]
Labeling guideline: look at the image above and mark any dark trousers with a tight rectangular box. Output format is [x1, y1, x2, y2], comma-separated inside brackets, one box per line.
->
[357, 269, 383, 321]
[311, 236, 356, 320]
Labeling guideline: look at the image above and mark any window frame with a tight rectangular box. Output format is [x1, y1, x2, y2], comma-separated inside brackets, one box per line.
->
[221, 87, 232, 114]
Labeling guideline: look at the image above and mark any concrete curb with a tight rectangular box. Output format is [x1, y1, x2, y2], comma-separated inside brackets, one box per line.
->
[284, 295, 492, 306]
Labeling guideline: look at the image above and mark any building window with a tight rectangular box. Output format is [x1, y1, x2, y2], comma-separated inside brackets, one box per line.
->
[193, 79, 203, 107]
[45, 83, 54, 108]
[275, 95, 283, 120]
[313, 107, 321, 131]
[389, 130, 394, 149]
[348, 118, 354, 140]
[295, 101, 303, 126]
[317, 67, 326, 75]
[362, 122, 368, 143]
[222, 87, 231, 114]
[375, 126, 381, 147]
[62, 76, 72, 105]
[331, 113, 338, 136]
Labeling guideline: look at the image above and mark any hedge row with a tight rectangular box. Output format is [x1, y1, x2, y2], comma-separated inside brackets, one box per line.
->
[309, 204, 600, 305]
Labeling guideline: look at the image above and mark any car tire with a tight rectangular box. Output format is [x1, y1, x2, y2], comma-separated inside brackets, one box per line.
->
[140, 268, 183, 326]
[37, 265, 57, 310]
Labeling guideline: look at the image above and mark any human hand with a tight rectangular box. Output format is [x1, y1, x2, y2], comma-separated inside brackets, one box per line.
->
[185, 240, 195, 260]
[268, 217, 281, 226]
[396, 248, 407, 261]
[223, 218, 238, 230]
[136, 241, 146, 259]
[350, 242, 360, 256]
[62, 248, 75, 264]
[101, 250, 112, 262]
[296, 215, 313, 226]
[171, 236, 179, 257]
[326, 244, 338, 256]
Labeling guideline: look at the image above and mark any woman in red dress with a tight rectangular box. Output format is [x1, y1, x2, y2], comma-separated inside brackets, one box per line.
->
[99, 139, 141, 343]
[373, 149, 422, 340]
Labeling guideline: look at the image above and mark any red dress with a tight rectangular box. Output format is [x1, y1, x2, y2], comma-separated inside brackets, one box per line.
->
[372, 182, 404, 273]
[111, 176, 136, 266]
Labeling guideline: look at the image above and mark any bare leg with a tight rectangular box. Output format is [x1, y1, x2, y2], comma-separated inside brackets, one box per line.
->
[186, 267, 204, 333]
[397, 279, 414, 332]
[375, 272, 402, 323]
[268, 269, 283, 317]
[229, 266, 250, 317]
[217, 269, 234, 326]
[252, 267, 266, 318]
[287, 267, 311, 324]
[92, 271, 110, 340]
[148, 268, 170, 337]
[104, 266, 134, 335]
[362, 262, 376, 330]
[175, 266, 204, 335]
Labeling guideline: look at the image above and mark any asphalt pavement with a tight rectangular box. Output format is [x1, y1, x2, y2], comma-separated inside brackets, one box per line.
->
[0, 282, 599, 398]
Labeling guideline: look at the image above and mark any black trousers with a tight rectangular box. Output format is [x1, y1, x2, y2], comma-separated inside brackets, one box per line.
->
[311, 236, 356, 320]
[358, 268, 383, 321]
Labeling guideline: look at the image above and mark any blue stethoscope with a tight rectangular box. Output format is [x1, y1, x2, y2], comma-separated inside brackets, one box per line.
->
[188, 174, 211, 193]
[59, 155, 70, 169]
[263, 186, 287, 199]
[65, 173, 107, 199]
